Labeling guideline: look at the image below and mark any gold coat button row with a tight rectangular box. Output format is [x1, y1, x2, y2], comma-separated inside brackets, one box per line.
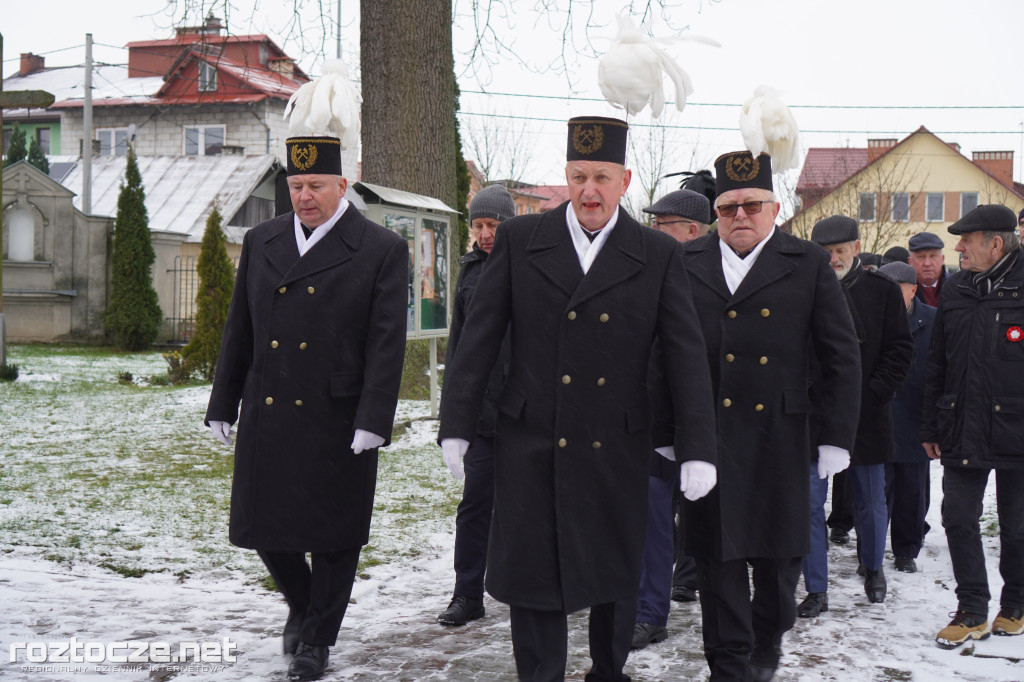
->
[760, 356, 768, 365]
[295, 400, 303, 407]
[723, 398, 732, 407]
[558, 438, 567, 448]
[727, 310, 737, 319]
[271, 340, 279, 348]
[761, 308, 770, 317]
[278, 286, 287, 294]
[725, 353, 735, 363]
[755, 404, 764, 412]
[307, 286, 315, 294]
[562, 375, 572, 385]
[599, 313, 610, 323]
[299, 342, 308, 350]
[265, 397, 274, 405]
[567, 311, 577, 320]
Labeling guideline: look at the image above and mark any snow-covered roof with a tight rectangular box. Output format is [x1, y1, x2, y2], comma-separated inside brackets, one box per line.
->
[3, 64, 164, 115]
[59, 154, 279, 243]
[355, 182, 460, 214]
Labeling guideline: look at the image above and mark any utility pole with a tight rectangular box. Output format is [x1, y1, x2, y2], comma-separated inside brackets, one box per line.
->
[0, 33, 55, 365]
[336, 0, 342, 59]
[83, 34, 93, 214]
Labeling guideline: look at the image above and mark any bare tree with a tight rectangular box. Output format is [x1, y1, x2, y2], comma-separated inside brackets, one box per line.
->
[461, 106, 537, 185]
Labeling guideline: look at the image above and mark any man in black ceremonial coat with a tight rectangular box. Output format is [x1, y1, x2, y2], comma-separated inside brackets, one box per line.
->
[680, 151, 861, 682]
[205, 134, 408, 681]
[439, 116, 718, 682]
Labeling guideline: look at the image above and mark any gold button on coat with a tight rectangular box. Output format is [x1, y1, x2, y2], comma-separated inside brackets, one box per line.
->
[307, 286, 315, 294]
[558, 438, 567, 448]
[562, 375, 572, 385]
[761, 308, 770, 317]
[568, 311, 577, 320]
[760, 356, 768, 365]
[725, 354, 735, 363]
[962, 459, 969, 465]
[265, 397, 274, 405]
[299, 342, 308, 350]
[271, 340, 279, 348]
[723, 398, 732, 407]
[592, 441, 601, 449]
[600, 313, 610, 322]
[597, 377, 606, 386]
[278, 286, 287, 294]
[755, 404, 764, 412]
[995, 404, 1001, 412]
[295, 400, 303, 407]
[728, 310, 737, 319]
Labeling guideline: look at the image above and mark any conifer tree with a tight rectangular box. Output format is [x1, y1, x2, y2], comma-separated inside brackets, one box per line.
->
[4, 124, 27, 167]
[103, 147, 162, 350]
[182, 206, 234, 381]
[27, 136, 49, 174]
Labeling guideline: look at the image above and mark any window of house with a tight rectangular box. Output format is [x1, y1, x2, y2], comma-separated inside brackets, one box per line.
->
[926, 193, 944, 222]
[198, 61, 217, 92]
[961, 192, 979, 217]
[891, 193, 910, 222]
[36, 127, 50, 154]
[858, 193, 876, 222]
[96, 127, 131, 156]
[184, 126, 225, 156]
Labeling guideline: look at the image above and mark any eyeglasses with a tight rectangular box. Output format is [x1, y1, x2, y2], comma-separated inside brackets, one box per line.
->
[715, 200, 772, 218]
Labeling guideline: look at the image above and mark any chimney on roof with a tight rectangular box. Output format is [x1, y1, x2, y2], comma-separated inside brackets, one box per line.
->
[177, 13, 224, 37]
[867, 139, 897, 164]
[973, 151, 1014, 185]
[948, 142, 961, 154]
[269, 57, 295, 79]
[19, 53, 45, 76]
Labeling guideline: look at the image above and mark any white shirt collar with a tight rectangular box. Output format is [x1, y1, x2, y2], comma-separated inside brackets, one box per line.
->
[293, 197, 350, 257]
[720, 226, 775, 294]
[566, 204, 619, 274]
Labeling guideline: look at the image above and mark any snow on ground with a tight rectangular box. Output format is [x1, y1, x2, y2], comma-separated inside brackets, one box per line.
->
[0, 346, 1021, 680]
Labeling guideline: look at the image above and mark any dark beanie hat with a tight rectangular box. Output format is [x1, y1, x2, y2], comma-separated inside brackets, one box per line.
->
[567, 117, 628, 164]
[286, 136, 342, 176]
[714, 151, 773, 195]
[882, 246, 910, 264]
[469, 184, 515, 223]
[811, 215, 859, 246]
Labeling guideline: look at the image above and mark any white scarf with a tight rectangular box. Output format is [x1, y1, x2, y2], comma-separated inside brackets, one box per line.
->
[720, 227, 775, 294]
[293, 198, 350, 257]
[566, 204, 618, 274]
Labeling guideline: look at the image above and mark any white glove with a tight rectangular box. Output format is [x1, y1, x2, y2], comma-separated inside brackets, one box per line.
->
[655, 446, 676, 462]
[441, 438, 470, 479]
[679, 460, 717, 501]
[351, 429, 385, 454]
[817, 445, 850, 479]
[209, 420, 233, 446]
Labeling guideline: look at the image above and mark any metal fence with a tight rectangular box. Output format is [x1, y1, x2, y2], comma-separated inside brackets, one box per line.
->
[167, 255, 239, 344]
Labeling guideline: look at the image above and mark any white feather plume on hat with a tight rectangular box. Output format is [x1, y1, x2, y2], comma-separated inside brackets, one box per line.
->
[739, 86, 801, 172]
[283, 58, 361, 150]
[598, 16, 719, 118]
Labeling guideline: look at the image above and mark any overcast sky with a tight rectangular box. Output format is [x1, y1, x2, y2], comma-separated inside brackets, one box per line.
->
[3, 0, 1022, 191]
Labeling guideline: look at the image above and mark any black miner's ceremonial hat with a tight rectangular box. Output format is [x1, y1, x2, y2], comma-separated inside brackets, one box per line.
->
[567, 117, 628, 164]
[286, 136, 342, 176]
[714, 151, 773, 195]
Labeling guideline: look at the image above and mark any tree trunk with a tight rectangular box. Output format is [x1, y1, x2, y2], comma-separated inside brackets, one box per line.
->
[360, 0, 457, 211]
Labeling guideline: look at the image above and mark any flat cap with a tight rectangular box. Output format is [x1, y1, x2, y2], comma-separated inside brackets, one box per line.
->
[948, 204, 1017, 235]
[908, 232, 945, 251]
[878, 261, 918, 285]
[1018, 207, 1024, 222]
[882, 246, 910, 264]
[811, 215, 859, 246]
[643, 189, 711, 225]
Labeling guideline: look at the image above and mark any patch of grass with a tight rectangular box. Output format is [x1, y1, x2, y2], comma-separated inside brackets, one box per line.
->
[116, 371, 134, 384]
[98, 561, 158, 578]
[0, 363, 20, 381]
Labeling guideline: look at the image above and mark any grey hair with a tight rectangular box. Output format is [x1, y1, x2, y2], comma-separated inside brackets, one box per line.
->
[981, 230, 1022, 255]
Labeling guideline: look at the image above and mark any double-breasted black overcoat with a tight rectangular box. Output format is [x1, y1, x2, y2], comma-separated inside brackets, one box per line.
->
[838, 265, 913, 466]
[206, 206, 409, 552]
[438, 203, 717, 613]
[680, 230, 861, 562]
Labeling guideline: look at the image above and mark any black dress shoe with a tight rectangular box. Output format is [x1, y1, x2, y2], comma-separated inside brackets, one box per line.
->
[287, 642, 329, 681]
[437, 596, 485, 626]
[797, 592, 829, 618]
[864, 568, 887, 603]
[670, 585, 698, 602]
[631, 622, 668, 649]
[283, 609, 302, 655]
[894, 556, 917, 573]
[750, 645, 781, 681]
[829, 528, 850, 545]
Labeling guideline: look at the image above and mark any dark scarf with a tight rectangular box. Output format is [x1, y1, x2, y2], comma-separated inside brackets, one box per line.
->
[971, 249, 1020, 294]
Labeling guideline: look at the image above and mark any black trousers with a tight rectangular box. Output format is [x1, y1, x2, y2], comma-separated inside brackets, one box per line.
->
[942, 466, 1024, 615]
[673, 498, 698, 590]
[884, 461, 930, 559]
[826, 469, 855, 533]
[509, 599, 634, 682]
[257, 547, 361, 647]
[453, 436, 495, 599]
[696, 556, 803, 682]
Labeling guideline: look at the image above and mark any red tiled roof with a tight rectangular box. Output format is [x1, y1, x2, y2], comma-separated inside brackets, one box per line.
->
[795, 148, 869, 194]
[533, 185, 570, 210]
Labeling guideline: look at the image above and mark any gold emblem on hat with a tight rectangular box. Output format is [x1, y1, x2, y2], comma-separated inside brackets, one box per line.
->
[725, 153, 759, 183]
[573, 124, 605, 156]
[291, 143, 319, 172]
